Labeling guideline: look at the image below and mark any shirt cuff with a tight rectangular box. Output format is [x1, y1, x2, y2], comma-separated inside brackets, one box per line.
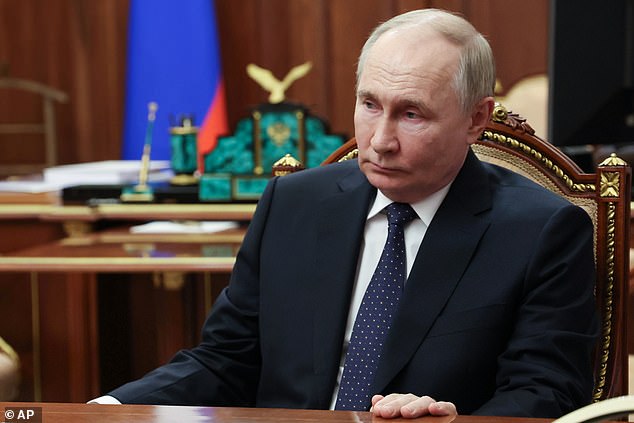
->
[87, 395, 122, 404]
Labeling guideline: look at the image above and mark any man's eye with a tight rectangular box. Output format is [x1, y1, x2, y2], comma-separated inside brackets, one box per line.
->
[405, 111, 419, 119]
[364, 101, 377, 109]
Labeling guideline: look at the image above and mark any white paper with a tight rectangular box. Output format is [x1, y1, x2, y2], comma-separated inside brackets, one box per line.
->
[0, 180, 63, 193]
[44, 160, 173, 186]
[130, 220, 239, 234]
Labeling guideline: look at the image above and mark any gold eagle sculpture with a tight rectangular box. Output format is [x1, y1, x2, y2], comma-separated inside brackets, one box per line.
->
[246, 61, 313, 104]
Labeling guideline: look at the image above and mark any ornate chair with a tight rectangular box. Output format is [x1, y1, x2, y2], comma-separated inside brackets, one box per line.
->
[321, 103, 631, 402]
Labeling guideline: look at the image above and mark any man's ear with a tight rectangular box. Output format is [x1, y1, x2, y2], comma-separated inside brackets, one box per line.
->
[466, 97, 495, 144]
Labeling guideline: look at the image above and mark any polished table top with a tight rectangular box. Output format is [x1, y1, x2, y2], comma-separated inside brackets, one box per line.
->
[0, 202, 257, 222]
[0, 225, 246, 272]
[0, 202, 252, 273]
[0, 403, 554, 423]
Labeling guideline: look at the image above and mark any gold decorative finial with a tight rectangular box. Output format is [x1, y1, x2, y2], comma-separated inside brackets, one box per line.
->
[247, 62, 312, 104]
[272, 154, 305, 176]
[599, 153, 628, 167]
[492, 102, 508, 122]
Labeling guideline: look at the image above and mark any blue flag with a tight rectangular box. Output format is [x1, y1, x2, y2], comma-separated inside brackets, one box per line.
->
[122, 0, 226, 161]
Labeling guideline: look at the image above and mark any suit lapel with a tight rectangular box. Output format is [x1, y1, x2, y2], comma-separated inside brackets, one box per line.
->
[372, 150, 494, 393]
[311, 164, 375, 406]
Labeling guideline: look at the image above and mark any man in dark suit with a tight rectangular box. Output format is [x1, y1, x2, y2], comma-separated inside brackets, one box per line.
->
[98, 8, 598, 419]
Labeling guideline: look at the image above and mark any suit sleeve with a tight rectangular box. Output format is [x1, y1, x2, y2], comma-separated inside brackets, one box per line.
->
[474, 204, 599, 417]
[107, 177, 280, 406]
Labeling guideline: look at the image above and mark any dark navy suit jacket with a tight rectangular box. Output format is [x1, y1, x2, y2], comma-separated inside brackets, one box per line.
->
[109, 150, 598, 418]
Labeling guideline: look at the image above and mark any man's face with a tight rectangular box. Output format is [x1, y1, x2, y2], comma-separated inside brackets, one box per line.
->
[355, 29, 485, 203]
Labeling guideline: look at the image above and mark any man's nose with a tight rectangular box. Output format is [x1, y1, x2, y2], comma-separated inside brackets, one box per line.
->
[370, 117, 398, 152]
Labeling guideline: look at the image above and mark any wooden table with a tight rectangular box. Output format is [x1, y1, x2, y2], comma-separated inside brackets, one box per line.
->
[0, 202, 254, 404]
[0, 403, 554, 423]
[0, 225, 244, 272]
[0, 225, 247, 403]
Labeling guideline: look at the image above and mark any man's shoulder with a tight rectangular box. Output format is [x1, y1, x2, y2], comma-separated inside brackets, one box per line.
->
[479, 162, 596, 238]
[276, 159, 362, 187]
[260, 159, 369, 206]
[482, 161, 569, 203]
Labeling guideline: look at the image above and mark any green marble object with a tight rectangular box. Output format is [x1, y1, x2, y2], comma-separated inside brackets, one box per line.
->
[170, 116, 199, 185]
[200, 102, 344, 201]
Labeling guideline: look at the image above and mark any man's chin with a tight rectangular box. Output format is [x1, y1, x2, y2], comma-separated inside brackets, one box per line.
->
[364, 172, 403, 195]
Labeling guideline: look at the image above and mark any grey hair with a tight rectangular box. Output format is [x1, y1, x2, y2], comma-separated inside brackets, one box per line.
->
[357, 9, 496, 114]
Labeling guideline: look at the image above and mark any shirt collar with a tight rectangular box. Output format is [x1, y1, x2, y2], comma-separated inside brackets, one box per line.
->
[367, 183, 452, 228]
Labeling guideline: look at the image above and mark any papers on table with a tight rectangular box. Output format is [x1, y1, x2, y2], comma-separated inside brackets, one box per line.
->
[43, 160, 173, 186]
[0, 180, 62, 193]
[129, 220, 239, 234]
[0, 160, 174, 195]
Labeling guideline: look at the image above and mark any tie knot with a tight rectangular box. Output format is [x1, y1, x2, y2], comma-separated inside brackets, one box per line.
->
[385, 202, 417, 226]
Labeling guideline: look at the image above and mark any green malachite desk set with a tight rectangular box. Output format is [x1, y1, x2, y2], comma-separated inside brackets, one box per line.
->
[65, 63, 345, 205]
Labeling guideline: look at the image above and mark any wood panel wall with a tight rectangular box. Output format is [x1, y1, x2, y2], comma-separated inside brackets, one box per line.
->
[0, 0, 548, 174]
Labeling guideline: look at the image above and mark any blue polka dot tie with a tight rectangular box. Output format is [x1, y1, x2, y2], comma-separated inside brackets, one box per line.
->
[335, 202, 418, 411]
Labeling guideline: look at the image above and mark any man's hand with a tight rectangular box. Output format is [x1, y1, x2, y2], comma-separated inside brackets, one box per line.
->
[370, 394, 457, 419]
